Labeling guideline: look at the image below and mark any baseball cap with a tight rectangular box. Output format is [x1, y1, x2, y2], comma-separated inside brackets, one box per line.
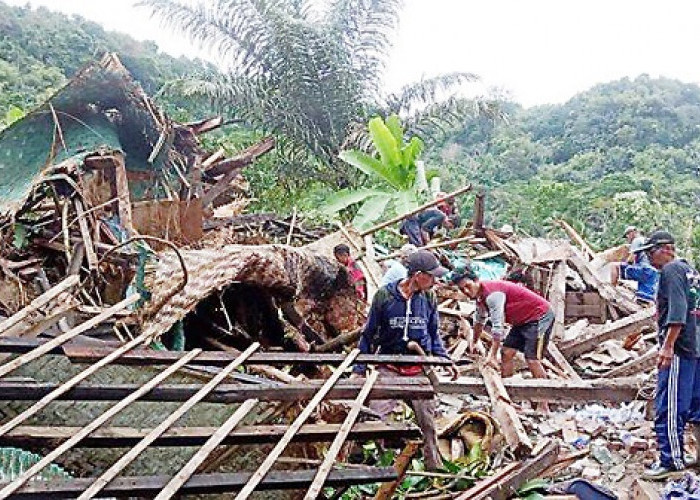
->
[405, 250, 448, 277]
[635, 230, 675, 252]
[399, 244, 417, 258]
[447, 260, 478, 284]
[623, 225, 637, 237]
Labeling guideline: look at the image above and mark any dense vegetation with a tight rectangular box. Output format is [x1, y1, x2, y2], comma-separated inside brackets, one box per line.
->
[0, 1, 214, 125]
[1, 2, 698, 263]
[430, 75, 700, 262]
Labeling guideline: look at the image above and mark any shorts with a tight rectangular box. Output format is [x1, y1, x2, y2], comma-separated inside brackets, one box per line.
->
[503, 309, 554, 360]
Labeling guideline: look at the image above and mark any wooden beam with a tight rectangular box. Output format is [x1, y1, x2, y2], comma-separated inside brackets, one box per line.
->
[546, 343, 582, 382]
[305, 369, 379, 499]
[73, 199, 98, 270]
[374, 441, 421, 500]
[0, 379, 434, 403]
[61, 345, 452, 367]
[154, 399, 259, 500]
[0, 422, 421, 449]
[473, 189, 485, 234]
[235, 350, 360, 499]
[0, 331, 150, 438]
[556, 220, 595, 260]
[548, 261, 567, 340]
[0, 294, 140, 379]
[454, 439, 560, 500]
[0, 275, 79, 335]
[112, 152, 134, 235]
[360, 184, 472, 237]
[1, 468, 398, 499]
[559, 308, 655, 360]
[0, 350, 202, 498]
[204, 137, 275, 176]
[78, 344, 261, 499]
[479, 365, 532, 458]
[438, 376, 645, 402]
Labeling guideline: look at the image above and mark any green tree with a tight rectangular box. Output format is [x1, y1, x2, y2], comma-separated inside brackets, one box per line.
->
[140, 0, 488, 186]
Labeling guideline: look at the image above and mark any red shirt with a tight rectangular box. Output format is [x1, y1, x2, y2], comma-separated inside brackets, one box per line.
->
[346, 258, 367, 300]
[479, 280, 551, 325]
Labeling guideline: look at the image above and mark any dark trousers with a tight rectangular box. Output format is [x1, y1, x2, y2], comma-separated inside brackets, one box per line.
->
[655, 354, 698, 469]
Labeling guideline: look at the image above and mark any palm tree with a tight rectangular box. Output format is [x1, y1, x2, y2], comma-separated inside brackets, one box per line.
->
[140, 0, 489, 186]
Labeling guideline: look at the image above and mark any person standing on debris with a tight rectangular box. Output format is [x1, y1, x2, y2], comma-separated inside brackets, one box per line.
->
[610, 247, 659, 306]
[380, 244, 417, 286]
[449, 263, 554, 411]
[334, 244, 367, 300]
[624, 225, 647, 255]
[353, 249, 459, 471]
[638, 231, 700, 480]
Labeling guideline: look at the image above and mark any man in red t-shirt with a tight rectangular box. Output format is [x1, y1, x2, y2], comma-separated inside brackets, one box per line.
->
[449, 263, 554, 410]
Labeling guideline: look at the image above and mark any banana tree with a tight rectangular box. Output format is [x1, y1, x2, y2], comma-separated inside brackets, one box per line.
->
[323, 114, 436, 228]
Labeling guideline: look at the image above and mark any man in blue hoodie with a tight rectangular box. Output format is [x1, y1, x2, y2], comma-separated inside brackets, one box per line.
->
[353, 249, 458, 470]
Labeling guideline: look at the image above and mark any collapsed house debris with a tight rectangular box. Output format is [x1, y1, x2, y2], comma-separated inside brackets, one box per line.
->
[0, 53, 673, 499]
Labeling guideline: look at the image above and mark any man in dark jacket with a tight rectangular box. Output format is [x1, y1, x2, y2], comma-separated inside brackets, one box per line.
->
[640, 231, 700, 480]
[353, 249, 457, 470]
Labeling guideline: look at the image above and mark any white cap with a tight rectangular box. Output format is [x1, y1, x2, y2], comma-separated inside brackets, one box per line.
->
[623, 225, 637, 237]
[500, 224, 514, 234]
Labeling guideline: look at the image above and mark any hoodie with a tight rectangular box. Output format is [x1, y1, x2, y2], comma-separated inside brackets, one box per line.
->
[354, 281, 448, 373]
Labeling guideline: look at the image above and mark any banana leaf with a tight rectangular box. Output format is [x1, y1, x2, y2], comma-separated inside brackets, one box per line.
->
[368, 116, 401, 170]
[352, 192, 393, 229]
[338, 150, 403, 190]
[385, 114, 405, 146]
[321, 188, 388, 214]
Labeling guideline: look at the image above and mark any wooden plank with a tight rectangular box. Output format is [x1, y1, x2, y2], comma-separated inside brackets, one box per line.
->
[455, 439, 559, 500]
[305, 369, 379, 499]
[0, 349, 201, 498]
[438, 376, 644, 402]
[1, 468, 398, 499]
[153, 399, 259, 500]
[0, 294, 140, 379]
[74, 199, 98, 270]
[78, 344, 260, 499]
[479, 364, 532, 458]
[559, 308, 655, 360]
[112, 152, 134, 235]
[0, 379, 434, 403]
[557, 220, 595, 260]
[374, 441, 421, 500]
[0, 422, 420, 449]
[547, 343, 583, 382]
[548, 261, 567, 340]
[0, 275, 79, 335]
[360, 185, 472, 236]
[235, 350, 360, 500]
[61, 345, 452, 367]
[0, 331, 151, 438]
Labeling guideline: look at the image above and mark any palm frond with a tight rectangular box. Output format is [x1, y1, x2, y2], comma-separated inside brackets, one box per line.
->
[385, 72, 480, 116]
[138, 0, 285, 75]
[404, 96, 505, 143]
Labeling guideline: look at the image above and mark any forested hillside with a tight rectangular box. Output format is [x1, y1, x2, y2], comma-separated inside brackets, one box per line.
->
[432, 75, 700, 257]
[0, 1, 213, 125]
[1, 1, 698, 261]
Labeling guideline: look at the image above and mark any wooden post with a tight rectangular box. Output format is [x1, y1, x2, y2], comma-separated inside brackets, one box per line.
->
[473, 189, 485, 235]
[557, 220, 595, 260]
[548, 261, 567, 340]
[374, 441, 421, 500]
[113, 152, 134, 236]
[478, 364, 533, 458]
[360, 185, 472, 237]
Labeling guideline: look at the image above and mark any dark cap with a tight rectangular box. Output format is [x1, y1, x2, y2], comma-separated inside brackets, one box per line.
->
[447, 261, 478, 284]
[635, 230, 675, 252]
[405, 250, 448, 277]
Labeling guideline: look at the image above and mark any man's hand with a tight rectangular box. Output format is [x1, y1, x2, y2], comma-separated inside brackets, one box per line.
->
[658, 345, 674, 370]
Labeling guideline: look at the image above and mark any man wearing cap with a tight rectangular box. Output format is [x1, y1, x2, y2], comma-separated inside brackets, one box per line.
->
[449, 263, 554, 411]
[624, 226, 647, 255]
[640, 231, 700, 480]
[353, 249, 458, 470]
[380, 244, 417, 286]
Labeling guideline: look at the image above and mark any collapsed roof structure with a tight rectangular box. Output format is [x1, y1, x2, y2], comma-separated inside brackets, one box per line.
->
[0, 55, 665, 498]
